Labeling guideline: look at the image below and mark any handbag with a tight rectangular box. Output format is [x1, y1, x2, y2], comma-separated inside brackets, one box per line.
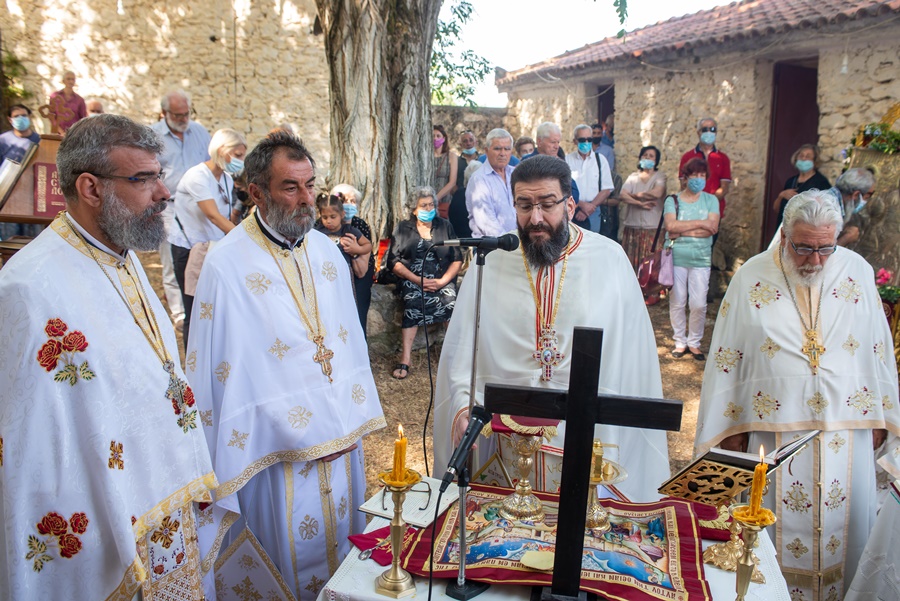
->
[637, 196, 677, 295]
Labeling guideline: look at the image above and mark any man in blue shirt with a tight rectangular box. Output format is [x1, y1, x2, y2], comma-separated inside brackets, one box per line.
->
[150, 89, 211, 332]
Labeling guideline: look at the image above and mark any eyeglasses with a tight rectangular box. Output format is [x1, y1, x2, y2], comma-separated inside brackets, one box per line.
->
[165, 110, 191, 119]
[79, 171, 166, 188]
[789, 239, 836, 256]
[575, 137, 592, 143]
[861, 189, 874, 200]
[514, 197, 568, 214]
[700, 126, 717, 133]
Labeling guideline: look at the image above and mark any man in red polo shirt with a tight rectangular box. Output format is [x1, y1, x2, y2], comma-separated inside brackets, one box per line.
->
[679, 117, 731, 219]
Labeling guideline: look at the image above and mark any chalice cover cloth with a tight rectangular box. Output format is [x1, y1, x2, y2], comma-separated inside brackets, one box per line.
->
[488, 414, 560, 437]
[401, 484, 711, 601]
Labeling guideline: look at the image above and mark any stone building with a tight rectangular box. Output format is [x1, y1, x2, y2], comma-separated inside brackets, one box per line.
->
[497, 0, 900, 270]
[1, 0, 332, 167]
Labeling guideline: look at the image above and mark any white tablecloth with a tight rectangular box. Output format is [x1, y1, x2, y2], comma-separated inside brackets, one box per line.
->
[317, 517, 789, 601]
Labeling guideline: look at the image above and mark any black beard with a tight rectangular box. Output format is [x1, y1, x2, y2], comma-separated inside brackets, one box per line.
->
[97, 187, 166, 251]
[518, 216, 570, 268]
[263, 193, 315, 241]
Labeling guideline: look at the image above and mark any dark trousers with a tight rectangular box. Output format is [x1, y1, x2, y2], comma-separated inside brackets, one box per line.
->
[354, 267, 374, 337]
[171, 244, 193, 348]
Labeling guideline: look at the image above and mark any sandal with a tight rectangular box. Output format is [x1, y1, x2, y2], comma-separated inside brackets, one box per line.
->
[392, 363, 410, 380]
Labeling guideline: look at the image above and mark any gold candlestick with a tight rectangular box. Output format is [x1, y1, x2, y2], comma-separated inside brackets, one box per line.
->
[375, 469, 422, 598]
[702, 503, 765, 583]
[730, 504, 776, 601]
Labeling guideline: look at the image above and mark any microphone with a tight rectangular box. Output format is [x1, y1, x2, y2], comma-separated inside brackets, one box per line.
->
[434, 233, 519, 252]
[440, 405, 493, 493]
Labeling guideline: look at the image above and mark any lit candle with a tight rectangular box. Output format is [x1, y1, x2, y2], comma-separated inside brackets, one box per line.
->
[392, 425, 407, 481]
[748, 445, 768, 516]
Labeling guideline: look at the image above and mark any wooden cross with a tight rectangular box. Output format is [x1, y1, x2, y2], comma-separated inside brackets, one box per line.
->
[483, 327, 683, 601]
[800, 330, 824, 375]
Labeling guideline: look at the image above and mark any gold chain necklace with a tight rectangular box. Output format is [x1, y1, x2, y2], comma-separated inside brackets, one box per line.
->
[61, 213, 197, 430]
[263, 238, 334, 383]
[521, 225, 573, 381]
[779, 248, 826, 375]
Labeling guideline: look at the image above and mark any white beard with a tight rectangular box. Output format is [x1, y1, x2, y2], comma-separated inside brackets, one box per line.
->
[781, 245, 825, 288]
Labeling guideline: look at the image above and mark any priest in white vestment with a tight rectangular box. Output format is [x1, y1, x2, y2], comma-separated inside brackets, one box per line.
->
[433, 155, 671, 504]
[187, 131, 385, 600]
[0, 115, 217, 600]
[695, 190, 900, 601]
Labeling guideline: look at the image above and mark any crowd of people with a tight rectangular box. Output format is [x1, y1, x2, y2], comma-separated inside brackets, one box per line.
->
[0, 85, 897, 601]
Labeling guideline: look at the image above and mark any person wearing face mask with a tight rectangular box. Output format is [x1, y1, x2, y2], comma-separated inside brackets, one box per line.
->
[0, 104, 45, 239]
[171, 128, 247, 346]
[329, 183, 376, 334]
[665, 158, 719, 361]
[773, 144, 831, 229]
[385, 186, 462, 379]
[565, 123, 615, 239]
[590, 122, 616, 173]
[448, 131, 479, 238]
[679, 117, 731, 224]
[619, 146, 668, 296]
[0, 104, 42, 164]
[433, 125, 459, 220]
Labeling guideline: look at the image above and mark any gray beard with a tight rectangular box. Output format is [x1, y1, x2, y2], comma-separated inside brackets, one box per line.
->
[263, 193, 315, 241]
[781, 245, 825, 288]
[165, 116, 189, 133]
[519, 216, 570, 269]
[97, 187, 167, 251]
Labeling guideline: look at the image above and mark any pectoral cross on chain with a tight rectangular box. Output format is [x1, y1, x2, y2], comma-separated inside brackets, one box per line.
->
[801, 330, 825, 375]
[312, 336, 334, 383]
[533, 327, 564, 381]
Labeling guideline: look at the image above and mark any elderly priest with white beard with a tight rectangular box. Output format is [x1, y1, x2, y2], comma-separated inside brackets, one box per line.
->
[433, 155, 670, 503]
[695, 189, 900, 601]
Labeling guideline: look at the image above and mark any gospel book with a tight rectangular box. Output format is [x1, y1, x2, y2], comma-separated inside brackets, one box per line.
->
[658, 430, 819, 506]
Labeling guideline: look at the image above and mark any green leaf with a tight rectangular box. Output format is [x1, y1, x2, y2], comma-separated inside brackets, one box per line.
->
[54, 364, 78, 385]
[79, 362, 95, 381]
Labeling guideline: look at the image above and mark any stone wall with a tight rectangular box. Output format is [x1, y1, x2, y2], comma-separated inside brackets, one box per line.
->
[504, 58, 773, 271]
[614, 58, 774, 271]
[432, 105, 507, 148]
[817, 38, 900, 181]
[504, 81, 592, 146]
[1, 0, 332, 169]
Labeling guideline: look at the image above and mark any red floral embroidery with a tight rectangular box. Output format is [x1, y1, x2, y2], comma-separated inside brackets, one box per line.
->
[37, 340, 63, 372]
[58, 533, 82, 558]
[69, 512, 89, 534]
[45, 318, 68, 338]
[37, 319, 95, 386]
[27, 510, 90, 571]
[183, 386, 195, 407]
[36, 512, 68, 537]
[171, 396, 181, 415]
[61, 331, 88, 352]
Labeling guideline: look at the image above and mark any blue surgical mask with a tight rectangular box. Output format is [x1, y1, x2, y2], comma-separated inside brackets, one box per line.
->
[461, 147, 477, 156]
[795, 159, 814, 173]
[417, 208, 436, 223]
[687, 177, 706, 193]
[700, 132, 716, 146]
[225, 157, 244, 175]
[639, 158, 656, 170]
[342, 203, 358, 220]
[577, 142, 593, 154]
[854, 193, 868, 213]
[10, 116, 30, 132]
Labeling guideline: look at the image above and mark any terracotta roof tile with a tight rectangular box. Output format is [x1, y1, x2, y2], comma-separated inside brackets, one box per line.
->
[498, 0, 900, 86]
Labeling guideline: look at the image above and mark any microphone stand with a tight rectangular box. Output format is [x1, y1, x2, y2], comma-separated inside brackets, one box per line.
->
[444, 248, 490, 600]
[445, 467, 489, 600]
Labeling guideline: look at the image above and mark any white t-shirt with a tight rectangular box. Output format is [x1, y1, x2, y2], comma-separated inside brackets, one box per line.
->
[169, 163, 232, 248]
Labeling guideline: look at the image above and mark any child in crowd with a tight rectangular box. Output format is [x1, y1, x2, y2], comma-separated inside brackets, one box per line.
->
[314, 193, 373, 282]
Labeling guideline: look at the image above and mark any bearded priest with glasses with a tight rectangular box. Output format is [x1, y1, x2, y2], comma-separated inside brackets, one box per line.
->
[433, 155, 670, 503]
[695, 189, 900, 601]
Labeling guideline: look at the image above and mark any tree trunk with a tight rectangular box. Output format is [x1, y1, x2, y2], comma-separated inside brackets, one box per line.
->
[315, 0, 441, 240]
